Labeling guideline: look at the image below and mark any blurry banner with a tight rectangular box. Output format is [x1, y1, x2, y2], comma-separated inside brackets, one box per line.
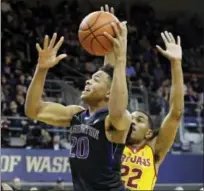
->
[1, 149, 203, 183]
[157, 153, 204, 183]
[1, 149, 72, 182]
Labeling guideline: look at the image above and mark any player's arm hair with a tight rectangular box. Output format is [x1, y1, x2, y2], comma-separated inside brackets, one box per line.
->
[155, 60, 184, 163]
[25, 67, 84, 127]
[108, 60, 131, 131]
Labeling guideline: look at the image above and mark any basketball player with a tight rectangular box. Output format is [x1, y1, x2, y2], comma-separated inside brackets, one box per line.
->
[25, 9, 131, 191]
[121, 31, 184, 190]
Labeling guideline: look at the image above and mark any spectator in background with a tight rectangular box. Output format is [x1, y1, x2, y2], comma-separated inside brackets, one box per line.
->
[1, 118, 11, 147]
[47, 134, 63, 150]
[190, 74, 203, 93]
[174, 187, 184, 190]
[12, 177, 21, 191]
[29, 187, 38, 191]
[16, 94, 25, 116]
[51, 178, 65, 191]
[126, 59, 136, 78]
[153, 63, 164, 86]
[1, 0, 12, 13]
[1, 0, 203, 152]
[24, 122, 51, 149]
[1, 183, 13, 191]
[184, 85, 198, 103]
[141, 62, 152, 87]
[135, 62, 142, 75]
[137, 78, 146, 91]
[84, 61, 97, 74]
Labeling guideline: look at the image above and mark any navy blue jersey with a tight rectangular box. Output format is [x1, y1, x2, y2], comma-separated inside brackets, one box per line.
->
[69, 108, 126, 191]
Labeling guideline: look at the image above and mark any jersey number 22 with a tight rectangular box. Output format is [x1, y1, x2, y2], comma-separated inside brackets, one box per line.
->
[121, 165, 142, 188]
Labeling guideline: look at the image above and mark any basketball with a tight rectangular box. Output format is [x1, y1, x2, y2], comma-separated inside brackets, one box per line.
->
[78, 11, 119, 56]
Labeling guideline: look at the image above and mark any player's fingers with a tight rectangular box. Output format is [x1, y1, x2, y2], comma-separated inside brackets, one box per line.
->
[111, 22, 120, 38]
[48, 33, 57, 49]
[55, 54, 67, 64]
[36, 43, 42, 52]
[43, 35, 49, 49]
[100, 6, 104, 12]
[104, 32, 115, 43]
[164, 31, 172, 43]
[110, 7, 114, 15]
[161, 32, 168, 46]
[54, 36, 64, 51]
[177, 36, 181, 45]
[121, 21, 127, 29]
[105, 4, 109, 12]
[122, 21, 127, 25]
[120, 21, 127, 36]
[114, 39, 120, 48]
[156, 45, 166, 56]
[169, 32, 175, 43]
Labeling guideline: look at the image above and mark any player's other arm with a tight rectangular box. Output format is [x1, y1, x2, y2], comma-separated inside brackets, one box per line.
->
[101, 5, 117, 67]
[104, 21, 131, 131]
[25, 34, 84, 127]
[155, 32, 184, 163]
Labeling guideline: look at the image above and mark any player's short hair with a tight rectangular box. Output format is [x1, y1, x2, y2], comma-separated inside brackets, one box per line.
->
[99, 64, 130, 93]
[136, 110, 159, 140]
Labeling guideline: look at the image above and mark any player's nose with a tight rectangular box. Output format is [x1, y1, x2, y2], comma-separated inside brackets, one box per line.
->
[86, 79, 92, 85]
[131, 123, 136, 130]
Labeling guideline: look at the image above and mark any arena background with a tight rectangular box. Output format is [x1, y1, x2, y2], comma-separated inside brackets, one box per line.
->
[1, 0, 204, 190]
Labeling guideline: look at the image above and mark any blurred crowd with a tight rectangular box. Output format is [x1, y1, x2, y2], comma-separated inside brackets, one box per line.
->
[2, 177, 204, 191]
[1, 0, 204, 149]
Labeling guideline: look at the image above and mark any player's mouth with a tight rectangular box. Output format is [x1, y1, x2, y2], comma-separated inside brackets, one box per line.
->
[83, 86, 91, 93]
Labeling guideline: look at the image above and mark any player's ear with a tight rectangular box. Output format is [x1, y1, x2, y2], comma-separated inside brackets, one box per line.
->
[105, 91, 110, 101]
[145, 129, 153, 140]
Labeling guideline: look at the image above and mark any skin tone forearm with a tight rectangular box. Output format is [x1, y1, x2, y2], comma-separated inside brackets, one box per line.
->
[169, 60, 184, 115]
[104, 21, 128, 117]
[25, 67, 48, 116]
[102, 5, 116, 67]
[155, 32, 184, 163]
[109, 59, 127, 116]
[25, 33, 67, 117]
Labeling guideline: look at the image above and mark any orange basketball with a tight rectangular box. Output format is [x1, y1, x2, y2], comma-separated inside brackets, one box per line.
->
[78, 11, 119, 56]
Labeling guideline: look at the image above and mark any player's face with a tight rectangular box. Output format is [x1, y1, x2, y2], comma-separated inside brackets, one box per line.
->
[81, 71, 110, 103]
[128, 111, 152, 144]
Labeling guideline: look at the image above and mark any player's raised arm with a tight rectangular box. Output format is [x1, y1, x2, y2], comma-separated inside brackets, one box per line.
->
[104, 21, 131, 131]
[155, 31, 184, 163]
[25, 33, 84, 127]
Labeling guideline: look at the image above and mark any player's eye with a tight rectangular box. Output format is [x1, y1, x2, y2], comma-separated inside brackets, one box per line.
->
[93, 77, 100, 82]
[137, 118, 142, 123]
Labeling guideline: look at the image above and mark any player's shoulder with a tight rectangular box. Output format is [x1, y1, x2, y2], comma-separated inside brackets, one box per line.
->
[123, 146, 130, 154]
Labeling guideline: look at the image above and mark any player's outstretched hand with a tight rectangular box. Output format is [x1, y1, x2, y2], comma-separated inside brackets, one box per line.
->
[156, 31, 182, 61]
[36, 33, 67, 69]
[101, 4, 116, 66]
[104, 21, 127, 61]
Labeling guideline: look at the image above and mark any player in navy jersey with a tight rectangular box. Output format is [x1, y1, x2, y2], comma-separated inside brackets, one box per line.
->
[25, 5, 131, 191]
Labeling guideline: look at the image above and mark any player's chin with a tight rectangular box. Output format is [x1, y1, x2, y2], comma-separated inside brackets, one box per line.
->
[80, 92, 91, 101]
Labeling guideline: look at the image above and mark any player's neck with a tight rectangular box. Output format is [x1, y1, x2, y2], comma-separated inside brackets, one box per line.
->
[132, 140, 147, 150]
[88, 101, 108, 115]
